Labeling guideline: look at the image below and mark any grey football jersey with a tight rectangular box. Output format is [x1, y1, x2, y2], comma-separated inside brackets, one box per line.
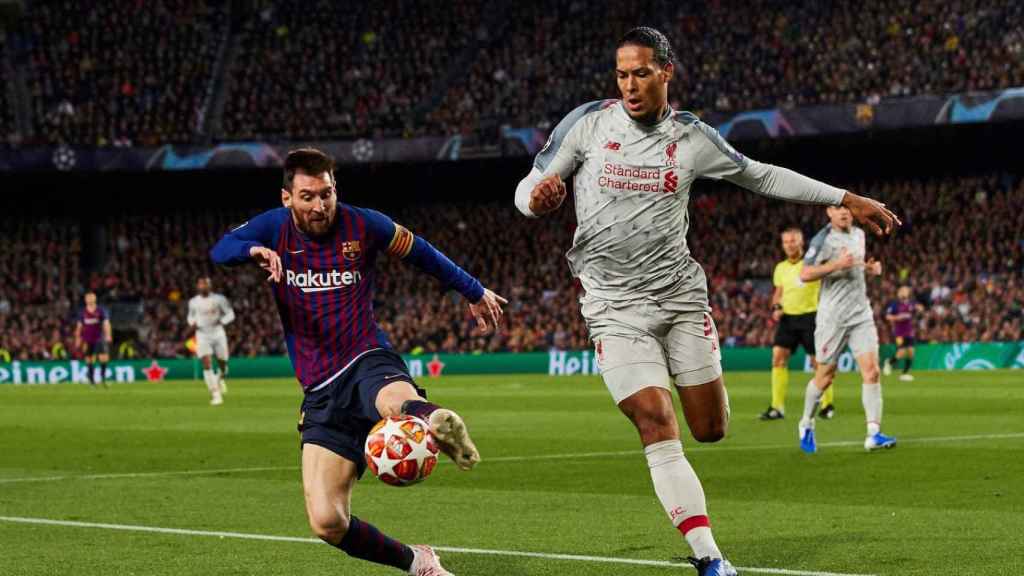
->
[532, 100, 846, 305]
[804, 225, 874, 326]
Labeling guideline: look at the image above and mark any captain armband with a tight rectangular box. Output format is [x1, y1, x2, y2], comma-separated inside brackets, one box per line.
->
[387, 224, 415, 258]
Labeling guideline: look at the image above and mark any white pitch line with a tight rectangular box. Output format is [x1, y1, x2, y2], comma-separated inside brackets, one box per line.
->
[0, 466, 296, 485]
[2, 431, 1022, 485]
[0, 515, 875, 576]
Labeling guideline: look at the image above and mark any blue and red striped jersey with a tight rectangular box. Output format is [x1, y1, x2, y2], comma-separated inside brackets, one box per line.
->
[211, 202, 484, 392]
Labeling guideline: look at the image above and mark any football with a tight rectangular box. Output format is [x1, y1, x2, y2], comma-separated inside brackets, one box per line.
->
[364, 415, 439, 487]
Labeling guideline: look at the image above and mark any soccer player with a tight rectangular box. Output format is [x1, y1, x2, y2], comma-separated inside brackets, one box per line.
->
[73, 291, 112, 387]
[212, 148, 505, 576]
[761, 228, 834, 420]
[513, 27, 898, 576]
[883, 285, 921, 381]
[187, 276, 235, 405]
[797, 206, 897, 453]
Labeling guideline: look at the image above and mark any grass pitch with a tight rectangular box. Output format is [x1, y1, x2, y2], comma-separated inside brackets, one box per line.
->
[1, 370, 1022, 576]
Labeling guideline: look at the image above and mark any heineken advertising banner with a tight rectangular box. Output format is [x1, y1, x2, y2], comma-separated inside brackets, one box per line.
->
[1, 342, 1021, 385]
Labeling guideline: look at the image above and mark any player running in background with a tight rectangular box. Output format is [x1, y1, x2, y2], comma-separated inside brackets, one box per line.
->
[187, 276, 235, 405]
[514, 27, 899, 576]
[798, 206, 897, 453]
[761, 228, 835, 421]
[883, 286, 921, 381]
[73, 291, 112, 387]
[212, 148, 505, 576]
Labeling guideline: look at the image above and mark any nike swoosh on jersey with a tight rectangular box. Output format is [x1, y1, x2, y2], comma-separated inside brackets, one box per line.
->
[288, 249, 305, 254]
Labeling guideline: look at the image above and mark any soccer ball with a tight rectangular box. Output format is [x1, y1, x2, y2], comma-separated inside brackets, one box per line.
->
[364, 415, 439, 487]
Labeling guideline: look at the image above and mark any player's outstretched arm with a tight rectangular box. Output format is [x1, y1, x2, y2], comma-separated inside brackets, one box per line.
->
[468, 288, 509, 334]
[840, 192, 901, 236]
[515, 171, 566, 217]
[210, 210, 283, 281]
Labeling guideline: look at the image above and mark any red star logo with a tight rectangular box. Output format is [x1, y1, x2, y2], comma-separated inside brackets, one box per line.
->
[143, 360, 168, 382]
[427, 354, 445, 378]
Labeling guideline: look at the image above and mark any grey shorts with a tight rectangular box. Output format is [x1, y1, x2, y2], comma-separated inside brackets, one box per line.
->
[815, 319, 879, 366]
[581, 298, 722, 405]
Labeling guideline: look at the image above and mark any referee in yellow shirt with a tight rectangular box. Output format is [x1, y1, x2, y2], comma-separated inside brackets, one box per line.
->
[760, 228, 835, 420]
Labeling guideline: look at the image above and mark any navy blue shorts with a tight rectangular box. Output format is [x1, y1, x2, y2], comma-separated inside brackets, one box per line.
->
[895, 335, 915, 349]
[84, 340, 110, 357]
[297, 349, 425, 478]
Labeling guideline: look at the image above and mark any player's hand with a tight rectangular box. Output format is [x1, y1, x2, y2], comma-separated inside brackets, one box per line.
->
[841, 191, 901, 236]
[865, 257, 882, 276]
[833, 248, 855, 271]
[771, 309, 783, 322]
[249, 246, 282, 282]
[529, 174, 566, 215]
[468, 288, 508, 334]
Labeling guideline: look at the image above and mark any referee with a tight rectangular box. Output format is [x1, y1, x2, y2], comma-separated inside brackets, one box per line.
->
[760, 228, 835, 420]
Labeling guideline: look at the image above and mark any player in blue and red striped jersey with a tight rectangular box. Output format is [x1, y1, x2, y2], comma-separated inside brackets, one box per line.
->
[74, 291, 112, 387]
[211, 148, 506, 576]
[883, 285, 922, 381]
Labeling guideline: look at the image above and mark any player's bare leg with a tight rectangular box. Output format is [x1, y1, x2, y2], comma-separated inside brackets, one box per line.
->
[216, 357, 229, 395]
[798, 362, 837, 453]
[302, 444, 449, 574]
[200, 355, 222, 405]
[677, 377, 729, 443]
[97, 352, 110, 388]
[856, 351, 895, 450]
[618, 386, 733, 573]
[377, 380, 480, 470]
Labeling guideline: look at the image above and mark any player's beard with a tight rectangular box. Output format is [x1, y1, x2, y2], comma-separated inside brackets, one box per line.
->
[297, 210, 335, 237]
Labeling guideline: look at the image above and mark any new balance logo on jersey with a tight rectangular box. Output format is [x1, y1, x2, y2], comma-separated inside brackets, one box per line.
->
[663, 170, 678, 193]
[604, 141, 621, 151]
[285, 269, 363, 293]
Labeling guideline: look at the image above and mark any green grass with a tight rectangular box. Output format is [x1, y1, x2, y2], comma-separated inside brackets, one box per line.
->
[1, 370, 1022, 576]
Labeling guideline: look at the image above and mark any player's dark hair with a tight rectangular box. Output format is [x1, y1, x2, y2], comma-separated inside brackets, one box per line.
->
[283, 147, 336, 191]
[618, 27, 675, 68]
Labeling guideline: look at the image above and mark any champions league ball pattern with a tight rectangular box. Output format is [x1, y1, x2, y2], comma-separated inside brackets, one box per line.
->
[364, 415, 439, 487]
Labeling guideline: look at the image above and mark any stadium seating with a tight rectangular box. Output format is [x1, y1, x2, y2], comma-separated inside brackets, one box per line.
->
[220, 0, 484, 140]
[0, 32, 14, 144]
[4, 172, 1019, 360]
[6, 0, 1023, 144]
[19, 0, 227, 146]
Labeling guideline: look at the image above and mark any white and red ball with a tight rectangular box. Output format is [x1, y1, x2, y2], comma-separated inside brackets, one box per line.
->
[364, 415, 439, 486]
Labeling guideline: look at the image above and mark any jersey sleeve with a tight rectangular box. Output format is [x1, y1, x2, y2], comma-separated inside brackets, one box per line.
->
[689, 117, 750, 181]
[804, 228, 832, 266]
[187, 298, 197, 326]
[218, 296, 236, 326]
[210, 209, 283, 265]
[360, 208, 484, 302]
[533, 100, 609, 178]
[689, 116, 845, 205]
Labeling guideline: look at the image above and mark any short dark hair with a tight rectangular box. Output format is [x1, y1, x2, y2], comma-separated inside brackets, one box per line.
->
[283, 147, 335, 191]
[618, 26, 675, 68]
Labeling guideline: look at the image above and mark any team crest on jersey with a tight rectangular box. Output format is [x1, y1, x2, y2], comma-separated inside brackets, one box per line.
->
[341, 240, 361, 260]
[665, 142, 678, 166]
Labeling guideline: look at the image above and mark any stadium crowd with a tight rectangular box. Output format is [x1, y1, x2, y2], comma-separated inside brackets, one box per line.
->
[4, 0, 1023, 145]
[221, 0, 484, 140]
[18, 0, 227, 146]
[1, 172, 1021, 361]
[428, 0, 1024, 138]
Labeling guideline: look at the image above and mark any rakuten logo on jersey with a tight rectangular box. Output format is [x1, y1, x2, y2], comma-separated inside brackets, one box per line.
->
[286, 269, 363, 293]
[599, 163, 678, 194]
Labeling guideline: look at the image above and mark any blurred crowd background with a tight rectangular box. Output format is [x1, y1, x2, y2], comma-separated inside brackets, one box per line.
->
[2, 171, 1021, 361]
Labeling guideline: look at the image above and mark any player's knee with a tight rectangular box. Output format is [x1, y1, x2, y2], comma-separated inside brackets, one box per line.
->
[864, 366, 881, 383]
[634, 412, 677, 445]
[692, 417, 727, 443]
[307, 508, 349, 544]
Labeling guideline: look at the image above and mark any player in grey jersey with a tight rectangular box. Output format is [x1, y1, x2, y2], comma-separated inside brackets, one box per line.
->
[513, 27, 899, 576]
[797, 206, 897, 454]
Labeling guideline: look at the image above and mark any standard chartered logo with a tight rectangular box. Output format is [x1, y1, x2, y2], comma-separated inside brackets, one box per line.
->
[286, 269, 363, 293]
